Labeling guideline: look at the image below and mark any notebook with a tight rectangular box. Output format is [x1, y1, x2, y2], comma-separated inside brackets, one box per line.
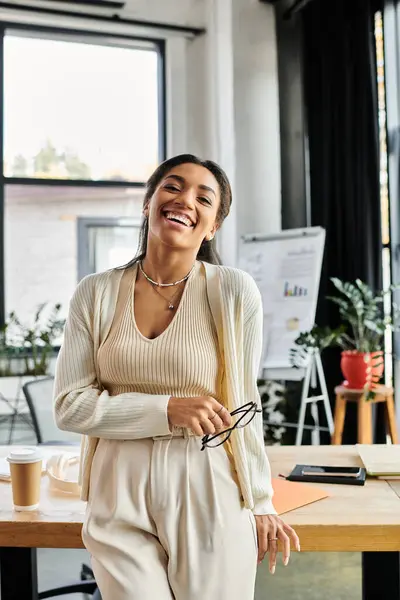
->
[356, 444, 400, 477]
[271, 477, 330, 515]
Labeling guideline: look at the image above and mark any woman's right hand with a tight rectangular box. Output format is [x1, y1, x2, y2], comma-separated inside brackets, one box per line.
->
[167, 396, 232, 436]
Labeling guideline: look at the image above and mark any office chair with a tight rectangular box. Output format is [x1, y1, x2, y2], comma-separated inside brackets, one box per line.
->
[22, 376, 80, 445]
[22, 377, 101, 600]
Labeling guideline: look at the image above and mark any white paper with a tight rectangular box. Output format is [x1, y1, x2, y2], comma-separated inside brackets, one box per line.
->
[239, 230, 325, 372]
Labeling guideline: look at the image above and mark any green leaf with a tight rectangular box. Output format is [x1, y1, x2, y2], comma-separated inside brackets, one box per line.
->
[355, 279, 374, 301]
[364, 320, 386, 334]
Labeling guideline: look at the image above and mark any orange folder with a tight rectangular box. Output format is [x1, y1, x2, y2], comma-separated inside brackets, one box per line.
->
[272, 477, 330, 515]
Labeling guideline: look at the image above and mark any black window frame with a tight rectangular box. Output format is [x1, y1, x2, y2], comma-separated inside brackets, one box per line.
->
[0, 21, 167, 324]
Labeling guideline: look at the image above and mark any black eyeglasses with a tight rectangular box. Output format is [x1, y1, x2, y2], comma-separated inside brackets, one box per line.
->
[201, 401, 262, 451]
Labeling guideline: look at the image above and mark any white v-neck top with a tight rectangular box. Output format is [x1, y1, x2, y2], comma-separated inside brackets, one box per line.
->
[97, 262, 221, 401]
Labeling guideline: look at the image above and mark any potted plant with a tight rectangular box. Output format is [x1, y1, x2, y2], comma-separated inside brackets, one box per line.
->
[5, 303, 65, 376]
[327, 277, 398, 389]
[290, 324, 346, 369]
[0, 303, 65, 401]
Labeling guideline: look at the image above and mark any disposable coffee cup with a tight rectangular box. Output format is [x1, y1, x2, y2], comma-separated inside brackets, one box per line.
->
[6, 447, 43, 511]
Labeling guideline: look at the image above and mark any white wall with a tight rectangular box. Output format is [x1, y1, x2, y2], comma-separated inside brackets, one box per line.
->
[232, 0, 281, 239]
[122, 0, 206, 27]
[184, 0, 281, 263]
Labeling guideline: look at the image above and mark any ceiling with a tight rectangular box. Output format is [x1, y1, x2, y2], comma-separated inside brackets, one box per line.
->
[6, 0, 206, 27]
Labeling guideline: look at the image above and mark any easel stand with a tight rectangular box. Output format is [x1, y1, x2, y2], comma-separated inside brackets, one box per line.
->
[295, 350, 334, 445]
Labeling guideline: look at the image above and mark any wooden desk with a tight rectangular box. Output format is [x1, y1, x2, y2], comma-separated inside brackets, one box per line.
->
[268, 444, 400, 600]
[0, 445, 398, 600]
[268, 444, 400, 552]
[0, 451, 86, 550]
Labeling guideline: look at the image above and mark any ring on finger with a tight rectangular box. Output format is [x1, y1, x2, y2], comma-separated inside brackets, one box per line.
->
[210, 413, 218, 420]
[268, 537, 278, 541]
[217, 406, 225, 414]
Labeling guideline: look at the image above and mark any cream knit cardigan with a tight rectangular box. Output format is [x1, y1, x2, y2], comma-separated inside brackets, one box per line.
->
[53, 262, 276, 515]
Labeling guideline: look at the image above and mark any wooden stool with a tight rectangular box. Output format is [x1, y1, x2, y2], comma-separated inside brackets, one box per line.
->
[332, 385, 398, 445]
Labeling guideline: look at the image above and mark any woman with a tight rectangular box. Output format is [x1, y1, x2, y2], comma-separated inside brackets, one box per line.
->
[54, 154, 300, 600]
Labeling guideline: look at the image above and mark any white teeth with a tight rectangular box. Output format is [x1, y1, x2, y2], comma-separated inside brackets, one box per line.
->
[165, 211, 193, 227]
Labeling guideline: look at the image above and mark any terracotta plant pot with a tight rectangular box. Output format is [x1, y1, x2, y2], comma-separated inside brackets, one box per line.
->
[340, 350, 384, 390]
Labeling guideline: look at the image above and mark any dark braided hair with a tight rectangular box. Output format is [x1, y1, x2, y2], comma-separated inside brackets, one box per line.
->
[122, 154, 232, 267]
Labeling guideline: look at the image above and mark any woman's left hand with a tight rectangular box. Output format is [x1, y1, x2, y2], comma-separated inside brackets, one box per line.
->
[254, 514, 300, 574]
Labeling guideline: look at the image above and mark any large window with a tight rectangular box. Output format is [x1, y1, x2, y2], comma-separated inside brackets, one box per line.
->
[4, 33, 162, 182]
[375, 12, 392, 387]
[1, 26, 165, 326]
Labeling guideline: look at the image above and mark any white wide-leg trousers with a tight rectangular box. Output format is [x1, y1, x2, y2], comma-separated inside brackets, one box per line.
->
[82, 434, 258, 600]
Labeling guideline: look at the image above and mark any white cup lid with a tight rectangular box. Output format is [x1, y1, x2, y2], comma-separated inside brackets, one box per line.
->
[6, 447, 43, 464]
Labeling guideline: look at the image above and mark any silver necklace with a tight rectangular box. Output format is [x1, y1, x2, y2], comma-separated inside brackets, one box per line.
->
[139, 261, 195, 288]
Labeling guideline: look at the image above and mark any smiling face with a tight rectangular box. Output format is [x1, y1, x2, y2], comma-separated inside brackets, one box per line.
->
[144, 163, 221, 253]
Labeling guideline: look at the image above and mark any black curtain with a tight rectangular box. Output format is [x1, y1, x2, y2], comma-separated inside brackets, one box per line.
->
[302, 0, 384, 442]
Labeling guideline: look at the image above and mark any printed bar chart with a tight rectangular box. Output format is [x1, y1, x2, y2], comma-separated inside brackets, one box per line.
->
[284, 282, 308, 297]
